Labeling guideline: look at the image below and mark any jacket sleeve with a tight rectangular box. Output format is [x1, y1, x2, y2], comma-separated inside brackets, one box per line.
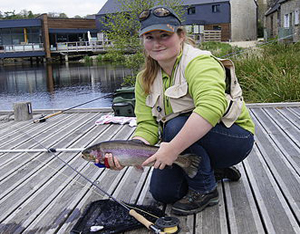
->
[185, 55, 228, 126]
[132, 73, 159, 145]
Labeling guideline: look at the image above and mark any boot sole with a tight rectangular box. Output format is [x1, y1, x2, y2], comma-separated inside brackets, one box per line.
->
[215, 166, 241, 181]
[171, 197, 219, 216]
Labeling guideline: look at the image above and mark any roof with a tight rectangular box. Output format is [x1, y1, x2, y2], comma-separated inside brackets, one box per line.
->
[98, 0, 229, 15]
[265, 0, 281, 16]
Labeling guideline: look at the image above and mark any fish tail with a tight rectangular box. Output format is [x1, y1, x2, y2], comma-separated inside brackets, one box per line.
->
[181, 154, 201, 178]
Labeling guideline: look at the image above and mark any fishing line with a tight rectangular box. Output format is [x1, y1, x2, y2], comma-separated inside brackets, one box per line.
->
[25, 151, 160, 220]
[33, 93, 113, 123]
[15, 128, 131, 211]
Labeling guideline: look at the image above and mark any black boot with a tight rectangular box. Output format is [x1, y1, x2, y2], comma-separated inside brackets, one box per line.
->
[171, 187, 219, 215]
[214, 166, 241, 181]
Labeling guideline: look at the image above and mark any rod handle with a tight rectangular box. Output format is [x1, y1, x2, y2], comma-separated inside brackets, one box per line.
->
[33, 111, 63, 123]
[129, 209, 154, 229]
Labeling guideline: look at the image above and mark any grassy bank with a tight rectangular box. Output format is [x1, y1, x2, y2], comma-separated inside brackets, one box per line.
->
[200, 41, 300, 103]
[91, 41, 300, 103]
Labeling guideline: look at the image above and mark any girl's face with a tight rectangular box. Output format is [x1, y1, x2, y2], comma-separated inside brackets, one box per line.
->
[143, 30, 184, 64]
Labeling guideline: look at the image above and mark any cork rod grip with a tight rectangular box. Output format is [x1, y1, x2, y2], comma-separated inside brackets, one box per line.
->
[129, 209, 153, 229]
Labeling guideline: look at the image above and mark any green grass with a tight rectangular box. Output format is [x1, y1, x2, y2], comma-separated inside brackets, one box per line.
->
[92, 41, 300, 103]
[199, 41, 300, 103]
[198, 41, 242, 58]
[232, 42, 300, 103]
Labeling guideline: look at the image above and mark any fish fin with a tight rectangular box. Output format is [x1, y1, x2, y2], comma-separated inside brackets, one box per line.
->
[181, 154, 201, 178]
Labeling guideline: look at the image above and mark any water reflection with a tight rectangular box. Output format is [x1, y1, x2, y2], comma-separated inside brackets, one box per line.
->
[0, 62, 132, 110]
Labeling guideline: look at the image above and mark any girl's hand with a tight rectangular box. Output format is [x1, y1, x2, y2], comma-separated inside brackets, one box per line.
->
[142, 142, 179, 170]
[104, 153, 124, 170]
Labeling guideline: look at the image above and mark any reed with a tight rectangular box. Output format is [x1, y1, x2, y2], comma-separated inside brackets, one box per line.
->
[199, 41, 300, 103]
[233, 42, 300, 103]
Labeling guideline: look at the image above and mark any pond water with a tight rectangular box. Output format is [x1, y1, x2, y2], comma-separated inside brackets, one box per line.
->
[0, 62, 133, 111]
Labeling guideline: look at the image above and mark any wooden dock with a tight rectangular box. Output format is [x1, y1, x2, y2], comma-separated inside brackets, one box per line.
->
[0, 103, 299, 234]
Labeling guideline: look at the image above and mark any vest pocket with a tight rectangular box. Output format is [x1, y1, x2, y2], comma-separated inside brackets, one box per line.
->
[221, 94, 243, 128]
[146, 93, 160, 107]
[165, 82, 195, 113]
[146, 93, 161, 117]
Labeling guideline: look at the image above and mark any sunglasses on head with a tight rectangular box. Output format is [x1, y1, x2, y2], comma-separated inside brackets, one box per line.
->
[138, 7, 180, 22]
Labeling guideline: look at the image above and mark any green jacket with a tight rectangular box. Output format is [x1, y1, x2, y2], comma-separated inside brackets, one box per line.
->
[133, 48, 255, 145]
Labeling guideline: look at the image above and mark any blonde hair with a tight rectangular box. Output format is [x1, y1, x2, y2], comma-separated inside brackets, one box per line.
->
[140, 27, 195, 94]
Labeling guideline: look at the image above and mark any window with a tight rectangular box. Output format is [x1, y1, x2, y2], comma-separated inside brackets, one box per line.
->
[284, 14, 290, 28]
[188, 7, 196, 15]
[295, 9, 299, 25]
[213, 25, 221, 30]
[212, 4, 220, 13]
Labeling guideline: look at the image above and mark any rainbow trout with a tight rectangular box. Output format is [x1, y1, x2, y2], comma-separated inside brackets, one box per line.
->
[81, 140, 200, 178]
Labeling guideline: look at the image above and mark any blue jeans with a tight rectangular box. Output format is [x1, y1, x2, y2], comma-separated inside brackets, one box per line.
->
[149, 115, 254, 204]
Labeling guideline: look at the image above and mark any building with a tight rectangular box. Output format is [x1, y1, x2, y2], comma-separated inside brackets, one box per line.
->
[0, 18, 45, 59]
[279, 0, 300, 42]
[265, 0, 300, 42]
[96, 0, 258, 42]
[264, 0, 281, 39]
[0, 14, 97, 60]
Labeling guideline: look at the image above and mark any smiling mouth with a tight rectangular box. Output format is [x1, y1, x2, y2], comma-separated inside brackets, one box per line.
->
[153, 49, 165, 52]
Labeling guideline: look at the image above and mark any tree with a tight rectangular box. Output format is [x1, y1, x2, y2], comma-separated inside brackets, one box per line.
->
[100, 0, 184, 85]
[3, 11, 16, 19]
[47, 12, 68, 18]
[58, 13, 68, 18]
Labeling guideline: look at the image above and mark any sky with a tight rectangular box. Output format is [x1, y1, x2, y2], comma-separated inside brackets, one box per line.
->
[0, 0, 108, 18]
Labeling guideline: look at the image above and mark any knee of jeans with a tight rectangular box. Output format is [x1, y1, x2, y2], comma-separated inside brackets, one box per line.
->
[149, 186, 180, 204]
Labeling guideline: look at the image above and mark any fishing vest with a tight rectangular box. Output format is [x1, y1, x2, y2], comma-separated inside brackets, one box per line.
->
[145, 43, 243, 128]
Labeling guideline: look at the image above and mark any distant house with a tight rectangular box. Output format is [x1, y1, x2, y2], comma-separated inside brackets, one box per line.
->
[265, 0, 281, 39]
[265, 0, 300, 42]
[0, 15, 97, 59]
[96, 0, 257, 42]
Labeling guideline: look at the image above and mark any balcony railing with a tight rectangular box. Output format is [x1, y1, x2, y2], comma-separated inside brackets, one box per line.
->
[0, 43, 44, 53]
[52, 41, 112, 53]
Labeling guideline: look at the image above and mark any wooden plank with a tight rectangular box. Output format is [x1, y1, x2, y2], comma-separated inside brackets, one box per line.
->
[262, 107, 300, 146]
[0, 113, 105, 214]
[0, 113, 89, 170]
[0, 122, 127, 233]
[250, 108, 300, 221]
[53, 125, 136, 233]
[243, 145, 300, 233]
[289, 106, 300, 115]
[195, 185, 228, 234]
[0, 112, 78, 162]
[0, 112, 97, 190]
[224, 163, 265, 234]
[127, 167, 163, 234]
[276, 107, 300, 130]
[246, 102, 300, 108]
[20, 124, 135, 233]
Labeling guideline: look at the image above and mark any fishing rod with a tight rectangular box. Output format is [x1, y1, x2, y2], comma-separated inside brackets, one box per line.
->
[0, 148, 84, 153]
[33, 93, 113, 123]
[14, 128, 180, 234]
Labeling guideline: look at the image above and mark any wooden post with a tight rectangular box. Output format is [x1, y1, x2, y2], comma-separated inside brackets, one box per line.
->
[13, 102, 33, 121]
[41, 14, 51, 61]
[65, 54, 69, 62]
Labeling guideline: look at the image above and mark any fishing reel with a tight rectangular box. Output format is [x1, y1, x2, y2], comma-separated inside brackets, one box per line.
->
[153, 216, 180, 234]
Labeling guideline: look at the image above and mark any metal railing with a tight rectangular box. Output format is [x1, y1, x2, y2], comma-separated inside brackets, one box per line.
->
[0, 43, 44, 53]
[52, 40, 112, 52]
[278, 27, 293, 40]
